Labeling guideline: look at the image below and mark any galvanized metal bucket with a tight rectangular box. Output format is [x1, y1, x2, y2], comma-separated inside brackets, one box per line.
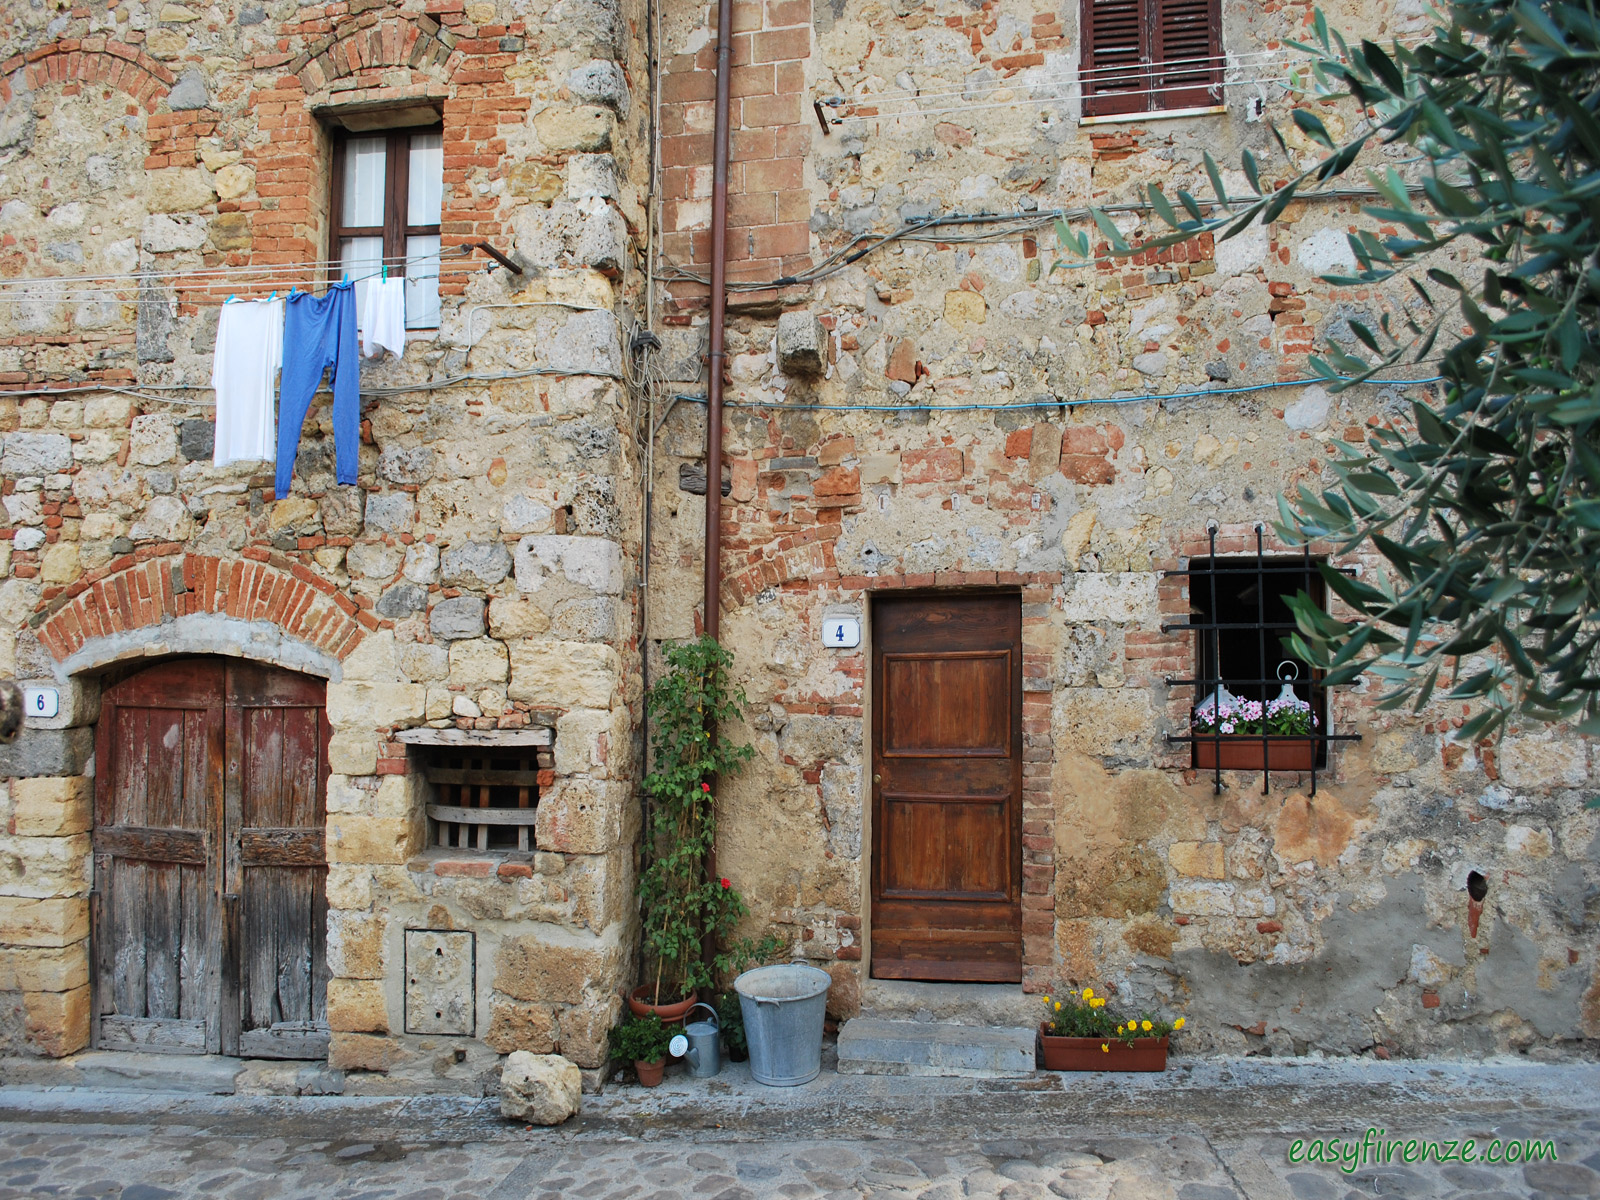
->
[734, 963, 832, 1087]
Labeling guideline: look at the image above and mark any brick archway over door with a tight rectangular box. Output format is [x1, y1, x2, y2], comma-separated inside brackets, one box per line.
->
[32, 552, 371, 677]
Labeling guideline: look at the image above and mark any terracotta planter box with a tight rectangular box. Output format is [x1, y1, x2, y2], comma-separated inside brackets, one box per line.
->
[1038, 1028, 1169, 1072]
[634, 1058, 665, 1087]
[1192, 736, 1315, 772]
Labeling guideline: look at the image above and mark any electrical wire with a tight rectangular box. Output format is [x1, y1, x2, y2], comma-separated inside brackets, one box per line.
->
[824, 46, 1300, 109]
[658, 186, 1407, 293]
[663, 373, 1443, 414]
[821, 32, 1438, 112]
[826, 76, 1285, 125]
[0, 364, 626, 407]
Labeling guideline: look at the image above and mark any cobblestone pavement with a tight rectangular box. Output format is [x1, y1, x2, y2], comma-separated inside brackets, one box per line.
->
[0, 1058, 1596, 1199]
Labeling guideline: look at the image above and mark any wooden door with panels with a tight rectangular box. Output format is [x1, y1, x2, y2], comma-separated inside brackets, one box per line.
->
[870, 593, 1023, 982]
[93, 659, 330, 1057]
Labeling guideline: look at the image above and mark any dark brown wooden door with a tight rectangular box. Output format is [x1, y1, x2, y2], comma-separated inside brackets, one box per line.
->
[93, 659, 330, 1057]
[871, 593, 1023, 982]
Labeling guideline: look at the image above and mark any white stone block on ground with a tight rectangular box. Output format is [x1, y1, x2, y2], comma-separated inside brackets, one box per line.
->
[500, 1051, 582, 1124]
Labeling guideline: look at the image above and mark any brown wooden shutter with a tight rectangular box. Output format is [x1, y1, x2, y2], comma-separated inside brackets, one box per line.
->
[1152, 0, 1221, 111]
[1082, 0, 1220, 117]
[1081, 0, 1149, 117]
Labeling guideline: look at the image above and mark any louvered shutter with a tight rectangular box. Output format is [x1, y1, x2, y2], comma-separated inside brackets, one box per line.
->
[1152, 0, 1221, 110]
[1081, 0, 1148, 117]
[1081, 0, 1220, 117]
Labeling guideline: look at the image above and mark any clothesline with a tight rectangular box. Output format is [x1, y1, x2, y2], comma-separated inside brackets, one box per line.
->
[0, 245, 474, 291]
[0, 248, 474, 302]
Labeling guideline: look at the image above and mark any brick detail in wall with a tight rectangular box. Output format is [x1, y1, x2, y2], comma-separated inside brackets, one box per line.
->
[659, 0, 813, 309]
[234, 8, 526, 303]
[30, 550, 369, 665]
[284, 10, 460, 92]
[1, 40, 176, 111]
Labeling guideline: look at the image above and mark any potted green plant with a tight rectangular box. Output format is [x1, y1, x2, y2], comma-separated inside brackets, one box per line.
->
[1037, 987, 1184, 1072]
[631, 636, 762, 1022]
[1191, 690, 1316, 771]
[610, 1012, 673, 1087]
[716, 991, 748, 1063]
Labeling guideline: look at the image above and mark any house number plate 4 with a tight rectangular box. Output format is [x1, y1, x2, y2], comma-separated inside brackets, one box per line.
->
[822, 617, 861, 649]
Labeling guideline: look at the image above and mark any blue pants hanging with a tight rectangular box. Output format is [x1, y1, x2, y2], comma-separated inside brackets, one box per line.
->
[276, 281, 359, 495]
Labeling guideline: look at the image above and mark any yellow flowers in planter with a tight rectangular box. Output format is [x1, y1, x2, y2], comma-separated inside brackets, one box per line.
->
[1042, 986, 1185, 1045]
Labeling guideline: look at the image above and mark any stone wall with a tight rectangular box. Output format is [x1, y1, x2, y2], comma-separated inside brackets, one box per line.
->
[1, 0, 1594, 1076]
[646, 0, 1600, 1056]
[0, 0, 648, 1080]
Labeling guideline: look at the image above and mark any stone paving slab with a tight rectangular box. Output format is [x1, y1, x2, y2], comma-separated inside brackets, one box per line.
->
[0, 1059, 1594, 1199]
[835, 1018, 1037, 1077]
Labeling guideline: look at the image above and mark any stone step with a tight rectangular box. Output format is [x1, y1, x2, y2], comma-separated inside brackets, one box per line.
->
[0, 1050, 244, 1094]
[836, 1018, 1036, 1078]
[859, 979, 1042, 1029]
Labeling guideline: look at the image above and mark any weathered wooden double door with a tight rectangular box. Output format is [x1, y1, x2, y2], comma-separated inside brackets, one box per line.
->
[92, 659, 331, 1057]
[871, 593, 1024, 982]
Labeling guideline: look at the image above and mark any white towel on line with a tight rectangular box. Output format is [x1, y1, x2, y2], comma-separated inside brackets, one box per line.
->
[211, 296, 283, 467]
[356, 276, 407, 359]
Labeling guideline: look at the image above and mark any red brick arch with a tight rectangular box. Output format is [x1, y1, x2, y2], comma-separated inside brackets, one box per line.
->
[32, 550, 370, 669]
[287, 12, 462, 95]
[2, 39, 176, 113]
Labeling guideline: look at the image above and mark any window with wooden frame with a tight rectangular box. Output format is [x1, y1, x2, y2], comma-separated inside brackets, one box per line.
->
[1081, 0, 1222, 118]
[329, 126, 444, 329]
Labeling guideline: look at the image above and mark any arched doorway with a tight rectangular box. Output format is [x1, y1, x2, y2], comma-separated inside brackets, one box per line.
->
[91, 658, 331, 1057]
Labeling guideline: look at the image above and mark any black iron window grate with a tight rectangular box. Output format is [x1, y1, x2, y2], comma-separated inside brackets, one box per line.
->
[1161, 524, 1361, 795]
[422, 745, 550, 851]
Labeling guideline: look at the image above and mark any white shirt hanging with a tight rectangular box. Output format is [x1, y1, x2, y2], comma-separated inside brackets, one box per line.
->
[211, 296, 284, 467]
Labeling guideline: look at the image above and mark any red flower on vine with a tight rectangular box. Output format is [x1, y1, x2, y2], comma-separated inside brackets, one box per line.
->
[701, 783, 711, 793]
[720, 878, 731, 889]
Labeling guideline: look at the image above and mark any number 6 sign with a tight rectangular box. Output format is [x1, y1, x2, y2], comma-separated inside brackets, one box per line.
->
[22, 687, 59, 719]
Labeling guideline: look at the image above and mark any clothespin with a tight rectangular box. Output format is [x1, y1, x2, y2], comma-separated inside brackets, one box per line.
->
[340, 272, 350, 286]
[268, 291, 278, 301]
[381, 263, 388, 282]
[226, 294, 237, 304]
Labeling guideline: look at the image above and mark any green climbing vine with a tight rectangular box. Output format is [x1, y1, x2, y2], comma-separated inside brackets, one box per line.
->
[637, 635, 780, 1003]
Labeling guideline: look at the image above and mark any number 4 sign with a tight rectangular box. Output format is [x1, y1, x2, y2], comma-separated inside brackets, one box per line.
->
[821, 617, 861, 649]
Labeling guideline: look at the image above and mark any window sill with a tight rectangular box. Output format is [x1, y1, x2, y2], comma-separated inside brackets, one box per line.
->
[407, 847, 543, 879]
[1080, 104, 1227, 127]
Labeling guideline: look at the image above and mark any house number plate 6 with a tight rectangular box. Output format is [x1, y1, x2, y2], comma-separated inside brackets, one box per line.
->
[22, 687, 59, 719]
[822, 617, 861, 649]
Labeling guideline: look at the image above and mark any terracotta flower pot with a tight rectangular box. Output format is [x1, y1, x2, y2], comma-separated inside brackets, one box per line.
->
[627, 985, 698, 1026]
[634, 1058, 665, 1087]
[1038, 1027, 1168, 1072]
[1193, 736, 1315, 772]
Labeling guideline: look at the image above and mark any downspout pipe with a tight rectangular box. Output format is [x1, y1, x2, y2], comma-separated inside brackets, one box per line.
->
[700, 0, 733, 980]
[704, 0, 731, 642]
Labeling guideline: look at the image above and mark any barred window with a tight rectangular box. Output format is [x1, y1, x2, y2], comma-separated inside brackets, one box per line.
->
[394, 730, 554, 852]
[1163, 527, 1359, 793]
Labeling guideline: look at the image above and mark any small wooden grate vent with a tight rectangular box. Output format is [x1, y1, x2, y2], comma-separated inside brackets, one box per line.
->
[421, 744, 553, 852]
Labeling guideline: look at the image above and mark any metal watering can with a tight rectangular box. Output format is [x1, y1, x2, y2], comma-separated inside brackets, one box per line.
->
[666, 1002, 721, 1078]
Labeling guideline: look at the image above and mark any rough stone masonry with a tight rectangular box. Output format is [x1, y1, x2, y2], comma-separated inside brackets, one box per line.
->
[0, 0, 1592, 1088]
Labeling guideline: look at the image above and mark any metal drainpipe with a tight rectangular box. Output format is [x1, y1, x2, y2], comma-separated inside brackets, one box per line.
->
[699, 0, 734, 980]
[704, 0, 732, 642]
